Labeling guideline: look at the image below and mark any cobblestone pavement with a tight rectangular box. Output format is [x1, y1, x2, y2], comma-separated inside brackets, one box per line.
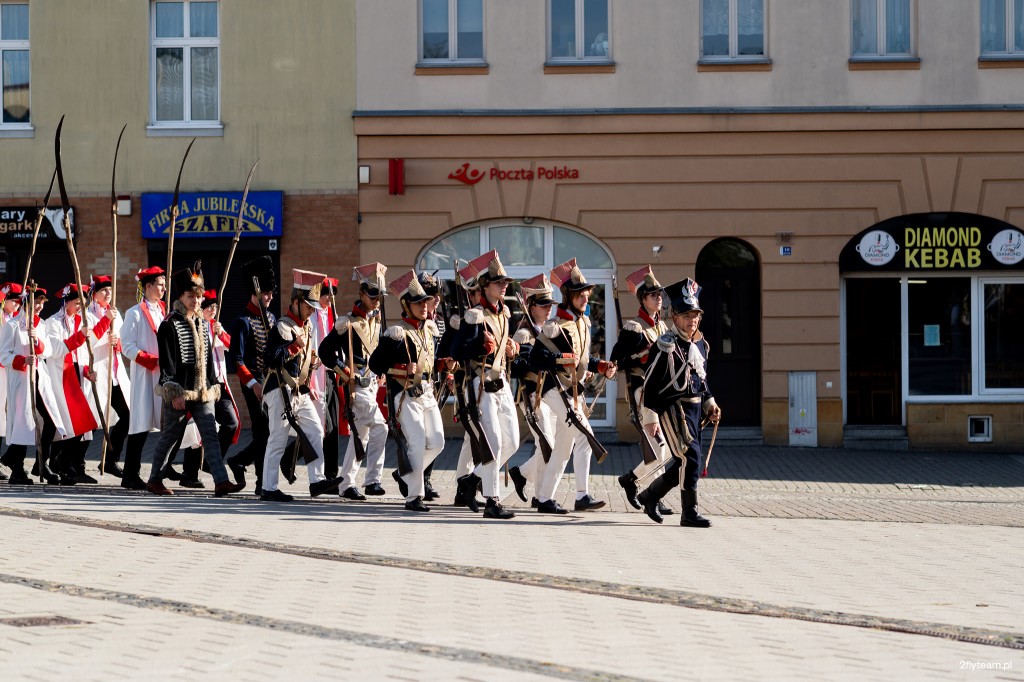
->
[0, 435, 1022, 681]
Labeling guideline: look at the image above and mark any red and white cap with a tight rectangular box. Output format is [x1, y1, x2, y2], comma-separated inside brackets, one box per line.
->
[292, 269, 326, 309]
[387, 269, 431, 303]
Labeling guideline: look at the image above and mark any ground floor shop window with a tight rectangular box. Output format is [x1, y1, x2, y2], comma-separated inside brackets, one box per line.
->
[908, 277, 971, 396]
[984, 281, 1024, 390]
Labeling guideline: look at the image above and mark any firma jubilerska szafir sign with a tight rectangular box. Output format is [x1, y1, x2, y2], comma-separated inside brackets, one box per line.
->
[839, 212, 1024, 272]
[141, 191, 283, 239]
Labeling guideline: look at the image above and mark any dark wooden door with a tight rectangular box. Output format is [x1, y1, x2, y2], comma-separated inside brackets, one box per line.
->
[845, 278, 901, 424]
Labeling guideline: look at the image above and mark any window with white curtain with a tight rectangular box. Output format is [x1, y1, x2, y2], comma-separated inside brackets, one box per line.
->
[151, 1, 220, 125]
[549, 0, 610, 61]
[981, 0, 1024, 55]
[701, 0, 766, 59]
[851, 0, 913, 57]
[0, 3, 29, 125]
[421, 0, 484, 62]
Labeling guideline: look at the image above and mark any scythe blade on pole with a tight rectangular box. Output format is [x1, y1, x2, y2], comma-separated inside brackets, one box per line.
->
[215, 157, 260, 325]
[21, 168, 57, 293]
[165, 137, 197, 312]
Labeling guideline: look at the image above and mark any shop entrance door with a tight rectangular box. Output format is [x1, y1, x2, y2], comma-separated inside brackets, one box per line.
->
[845, 278, 901, 424]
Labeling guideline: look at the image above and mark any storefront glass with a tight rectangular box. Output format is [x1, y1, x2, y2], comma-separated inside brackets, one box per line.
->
[984, 281, 1024, 389]
[489, 225, 543, 266]
[908, 277, 971, 396]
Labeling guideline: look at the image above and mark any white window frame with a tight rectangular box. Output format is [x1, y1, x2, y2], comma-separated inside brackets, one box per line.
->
[419, 0, 486, 64]
[700, 0, 769, 62]
[547, 0, 612, 63]
[149, 1, 222, 133]
[851, 0, 915, 58]
[980, 0, 1024, 56]
[0, 1, 31, 133]
[977, 277, 1024, 396]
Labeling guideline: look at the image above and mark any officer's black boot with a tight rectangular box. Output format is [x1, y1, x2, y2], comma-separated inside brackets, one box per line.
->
[636, 472, 672, 524]
[617, 471, 640, 509]
[681, 489, 712, 528]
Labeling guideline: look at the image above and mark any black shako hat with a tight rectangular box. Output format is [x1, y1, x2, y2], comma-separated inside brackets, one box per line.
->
[242, 256, 276, 295]
[664, 277, 704, 315]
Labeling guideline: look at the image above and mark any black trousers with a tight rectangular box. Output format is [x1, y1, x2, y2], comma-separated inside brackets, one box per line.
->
[124, 432, 149, 479]
[229, 385, 267, 480]
[322, 384, 340, 480]
[103, 385, 130, 464]
[181, 395, 238, 479]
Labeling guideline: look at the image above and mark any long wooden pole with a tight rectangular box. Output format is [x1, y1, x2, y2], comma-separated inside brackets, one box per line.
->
[215, 158, 260, 325]
[165, 138, 197, 312]
[100, 124, 126, 476]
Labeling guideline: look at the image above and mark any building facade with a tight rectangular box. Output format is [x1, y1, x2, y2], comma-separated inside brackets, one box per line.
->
[355, 0, 1024, 449]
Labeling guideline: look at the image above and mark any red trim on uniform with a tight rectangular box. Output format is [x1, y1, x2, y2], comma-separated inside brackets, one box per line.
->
[91, 315, 112, 339]
[638, 309, 658, 328]
[12, 355, 28, 372]
[218, 331, 231, 346]
[351, 302, 368, 319]
[135, 351, 159, 371]
[61, 353, 99, 436]
[401, 316, 421, 329]
[236, 365, 255, 385]
[245, 301, 262, 317]
[287, 339, 304, 355]
[556, 307, 576, 321]
[65, 330, 87, 352]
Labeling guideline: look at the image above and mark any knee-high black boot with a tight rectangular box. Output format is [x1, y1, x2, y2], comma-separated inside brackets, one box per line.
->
[681, 489, 712, 528]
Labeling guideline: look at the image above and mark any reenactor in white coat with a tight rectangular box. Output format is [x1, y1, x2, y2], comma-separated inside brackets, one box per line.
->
[0, 281, 23, 480]
[86, 275, 130, 478]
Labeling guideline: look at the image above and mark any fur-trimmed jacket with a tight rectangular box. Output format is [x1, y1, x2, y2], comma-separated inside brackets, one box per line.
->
[155, 300, 222, 404]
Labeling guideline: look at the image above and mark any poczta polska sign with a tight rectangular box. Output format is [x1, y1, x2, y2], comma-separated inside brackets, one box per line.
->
[839, 212, 1024, 272]
[140, 191, 283, 239]
[448, 163, 580, 185]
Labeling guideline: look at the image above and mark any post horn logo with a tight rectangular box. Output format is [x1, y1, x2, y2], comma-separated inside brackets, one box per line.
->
[448, 163, 486, 186]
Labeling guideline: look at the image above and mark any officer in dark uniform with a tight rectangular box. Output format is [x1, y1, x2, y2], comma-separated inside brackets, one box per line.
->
[636, 278, 721, 528]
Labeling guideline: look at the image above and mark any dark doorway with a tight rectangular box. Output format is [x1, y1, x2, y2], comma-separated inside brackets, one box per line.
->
[3, 247, 76, 318]
[695, 239, 761, 426]
[845, 278, 901, 424]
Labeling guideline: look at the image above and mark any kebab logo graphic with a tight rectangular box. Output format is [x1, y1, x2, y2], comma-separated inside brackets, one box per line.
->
[987, 229, 1024, 266]
[855, 230, 899, 266]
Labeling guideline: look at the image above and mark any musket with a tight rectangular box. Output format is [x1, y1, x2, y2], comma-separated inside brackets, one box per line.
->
[612, 275, 660, 465]
[21, 169, 57, 293]
[379, 281, 414, 476]
[544, 323, 608, 463]
[215, 158, 260, 325]
[511, 289, 553, 461]
[253, 276, 317, 483]
[55, 116, 111, 449]
[100, 123, 127, 476]
[165, 138, 197, 312]
[448, 261, 491, 465]
[433, 277, 453, 406]
[330, 283, 366, 462]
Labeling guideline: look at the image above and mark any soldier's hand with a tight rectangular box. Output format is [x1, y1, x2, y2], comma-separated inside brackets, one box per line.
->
[482, 331, 497, 355]
[556, 353, 576, 366]
[708, 403, 722, 423]
[337, 366, 353, 383]
[291, 334, 306, 350]
[643, 422, 661, 439]
[597, 360, 617, 378]
[105, 308, 117, 321]
[407, 362, 419, 378]
[505, 338, 518, 358]
[445, 373, 455, 392]
[213, 322, 224, 336]
[377, 374, 386, 387]
[85, 369, 98, 382]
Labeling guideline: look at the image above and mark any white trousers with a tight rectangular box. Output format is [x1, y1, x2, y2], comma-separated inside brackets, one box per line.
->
[517, 396, 557, 489]
[454, 433, 475, 479]
[339, 381, 388, 489]
[394, 386, 444, 502]
[470, 376, 519, 498]
[537, 389, 595, 502]
[263, 387, 326, 492]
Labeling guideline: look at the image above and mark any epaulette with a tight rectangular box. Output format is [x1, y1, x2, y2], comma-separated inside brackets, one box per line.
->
[542, 320, 561, 339]
[464, 308, 484, 325]
[623, 320, 642, 333]
[501, 306, 511, 318]
[449, 314, 461, 330]
[656, 333, 676, 353]
[334, 314, 351, 335]
[385, 325, 405, 341]
[512, 328, 533, 345]
[276, 318, 298, 342]
[424, 319, 439, 337]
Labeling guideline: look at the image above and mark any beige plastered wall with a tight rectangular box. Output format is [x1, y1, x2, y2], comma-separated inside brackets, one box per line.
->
[2, 0, 356, 196]
[356, 110, 1024, 447]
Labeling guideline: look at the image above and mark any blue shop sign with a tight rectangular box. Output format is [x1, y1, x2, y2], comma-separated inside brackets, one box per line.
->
[141, 191, 283, 239]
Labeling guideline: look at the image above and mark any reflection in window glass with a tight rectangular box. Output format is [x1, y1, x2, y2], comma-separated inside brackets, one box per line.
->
[422, 0, 449, 59]
[190, 1, 218, 37]
[550, 0, 576, 58]
[419, 227, 480, 271]
[885, 0, 911, 54]
[190, 47, 218, 120]
[489, 226, 543, 266]
[2, 50, 29, 123]
[156, 2, 184, 38]
[908, 278, 971, 395]
[457, 0, 483, 59]
[981, 0, 1007, 53]
[702, 0, 729, 56]
[851, 0, 878, 54]
[554, 227, 612, 268]
[156, 47, 185, 121]
[737, 0, 764, 55]
[1, 4, 28, 40]
[984, 283, 1024, 388]
[583, 0, 608, 57]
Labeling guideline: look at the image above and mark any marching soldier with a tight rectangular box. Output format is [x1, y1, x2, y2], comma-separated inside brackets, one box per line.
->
[318, 263, 389, 500]
[368, 270, 444, 512]
[311, 277, 342, 481]
[0, 287, 62, 484]
[507, 273, 557, 507]
[42, 283, 102, 484]
[529, 259, 617, 513]
[0, 282, 23, 479]
[636, 278, 721, 528]
[226, 257, 276, 494]
[120, 266, 168, 490]
[87, 275, 130, 478]
[452, 250, 519, 520]
[259, 269, 343, 502]
[145, 265, 244, 498]
[611, 266, 674, 517]
[418, 270, 444, 502]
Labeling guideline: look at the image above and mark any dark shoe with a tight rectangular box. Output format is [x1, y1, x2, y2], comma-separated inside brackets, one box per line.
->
[146, 480, 174, 496]
[179, 478, 205, 489]
[509, 466, 528, 502]
[341, 486, 367, 501]
[574, 494, 606, 511]
[423, 481, 440, 501]
[405, 497, 430, 512]
[483, 498, 515, 520]
[0, 470, 7, 481]
[120, 475, 147, 491]
[227, 459, 246, 487]
[681, 490, 712, 528]
[618, 472, 640, 510]
[536, 499, 568, 515]
[260, 488, 294, 502]
[58, 472, 78, 486]
[7, 469, 34, 485]
[457, 474, 482, 513]
[531, 497, 540, 509]
[100, 461, 124, 478]
[254, 479, 263, 497]
[161, 464, 182, 481]
[214, 480, 245, 497]
[310, 476, 344, 498]
[391, 470, 409, 498]
[30, 460, 39, 476]
[38, 462, 61, 485]
[637, 488, 663, 524]
[658, 502, 675, 516]
[364, 482, 386, 496]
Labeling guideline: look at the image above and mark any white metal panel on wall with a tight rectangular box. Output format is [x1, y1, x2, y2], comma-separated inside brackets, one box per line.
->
[789, 371, 817, 447]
